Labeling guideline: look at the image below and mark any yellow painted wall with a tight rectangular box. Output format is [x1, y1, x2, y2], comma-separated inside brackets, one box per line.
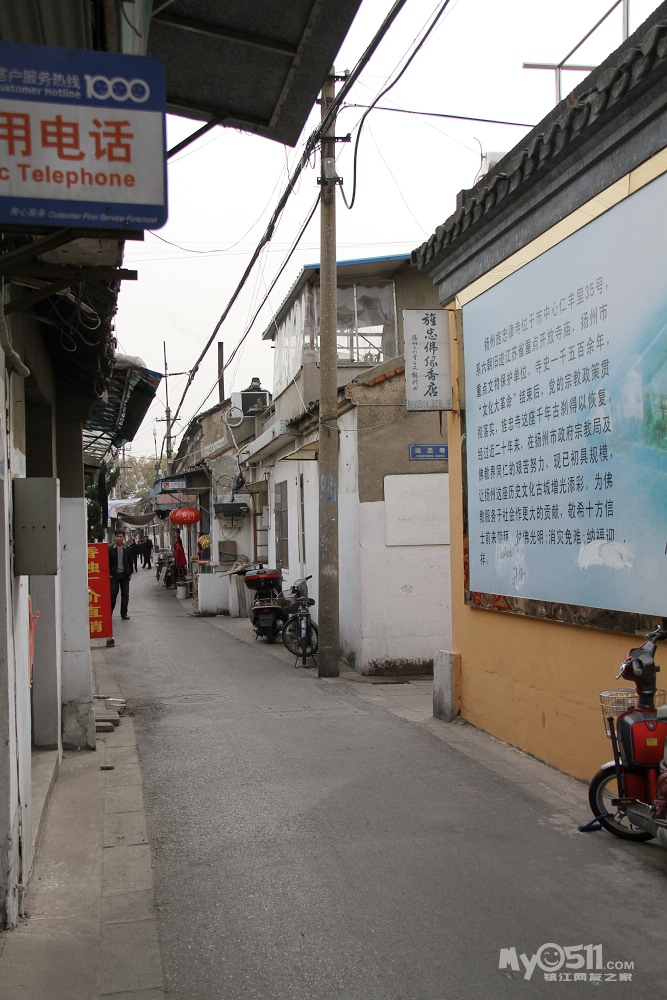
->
[445, 151, 667, 781]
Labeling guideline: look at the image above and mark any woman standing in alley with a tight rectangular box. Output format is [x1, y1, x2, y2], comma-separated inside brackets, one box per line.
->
[173, 531, 187, 582]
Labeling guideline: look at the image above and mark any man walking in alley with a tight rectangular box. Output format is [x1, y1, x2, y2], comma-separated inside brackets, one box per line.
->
[109, 530, 133, 620]
[142, 535, 153, 569]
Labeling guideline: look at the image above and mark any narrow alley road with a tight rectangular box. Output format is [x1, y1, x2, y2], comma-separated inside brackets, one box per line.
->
[105, 568, 666, 998]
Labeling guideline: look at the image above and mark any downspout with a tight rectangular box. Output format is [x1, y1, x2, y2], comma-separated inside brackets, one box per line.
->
[0, 288, 31, 378]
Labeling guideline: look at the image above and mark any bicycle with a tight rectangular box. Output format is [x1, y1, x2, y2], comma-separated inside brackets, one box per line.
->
[281, 576, 318, 665]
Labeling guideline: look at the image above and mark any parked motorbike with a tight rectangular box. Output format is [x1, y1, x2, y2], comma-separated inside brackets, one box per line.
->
[155, 551, 176, 589]
[281, 576, 318, 665]
[588, 627, 667, 846]
[243, 565, 291, 643]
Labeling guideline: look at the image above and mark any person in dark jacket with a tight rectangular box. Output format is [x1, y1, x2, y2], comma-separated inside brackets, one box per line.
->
[109, 530, 133, 620]
[142, 535, 153, 569]
[129, 535, 140, 573]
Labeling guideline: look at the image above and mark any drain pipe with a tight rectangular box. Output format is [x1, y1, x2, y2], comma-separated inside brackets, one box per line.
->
[0, 285, 30, 377]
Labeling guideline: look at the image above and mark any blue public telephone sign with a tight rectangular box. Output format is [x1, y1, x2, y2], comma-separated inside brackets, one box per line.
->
[0, 41, 167, 230]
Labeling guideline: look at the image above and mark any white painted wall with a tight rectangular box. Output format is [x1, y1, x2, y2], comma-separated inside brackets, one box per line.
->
[0, 371, 34, 926]
[297, 462, 319, 604]
[252, 418, 451, 675]
[60, 497, 95, 749]
[358, 493, 451, 672]
[209, 506, 253, 567]
[268, 461, 320, 602]
[30, 576, 62, 749]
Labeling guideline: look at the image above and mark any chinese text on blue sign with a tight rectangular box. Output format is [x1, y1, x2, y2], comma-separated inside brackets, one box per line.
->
[0, 41, 167, 230]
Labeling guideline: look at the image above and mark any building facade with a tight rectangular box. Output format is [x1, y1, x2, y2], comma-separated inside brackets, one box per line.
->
[239, 255, 451, 674]
[414, 2, 667, 778]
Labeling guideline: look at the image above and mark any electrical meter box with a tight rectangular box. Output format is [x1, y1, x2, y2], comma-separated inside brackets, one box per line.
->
[13, 477, 60, 575]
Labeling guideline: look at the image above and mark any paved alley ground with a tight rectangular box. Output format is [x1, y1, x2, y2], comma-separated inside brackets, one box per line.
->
[102, 568, 666, 998]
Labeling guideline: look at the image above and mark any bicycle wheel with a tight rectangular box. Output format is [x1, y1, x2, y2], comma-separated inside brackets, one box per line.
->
[282, 619, 318, 659]
[301, 621, 318, 662]
[588, 763, 653, 841]
[282, 619, 301, 656]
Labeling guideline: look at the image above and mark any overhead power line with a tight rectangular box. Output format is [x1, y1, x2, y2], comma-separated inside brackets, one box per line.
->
[168, 0, 416, 431]
[161, 195, 322, 466]
[343, 104, 535, 129]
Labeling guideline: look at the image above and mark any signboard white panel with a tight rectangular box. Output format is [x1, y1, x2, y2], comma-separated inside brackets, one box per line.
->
[0, 41, 167, 229]
[463, 169, 667, 617]
[404, 309, 452, 410]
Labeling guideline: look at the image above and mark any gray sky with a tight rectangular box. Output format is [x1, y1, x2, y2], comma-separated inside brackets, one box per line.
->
[114, 0, 663, 459]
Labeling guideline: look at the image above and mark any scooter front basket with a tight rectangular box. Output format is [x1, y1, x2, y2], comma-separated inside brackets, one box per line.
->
[599, 688, 667, 737]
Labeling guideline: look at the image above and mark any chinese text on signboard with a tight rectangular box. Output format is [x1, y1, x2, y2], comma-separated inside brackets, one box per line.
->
[0, 40, 167, 229]
[404, 309, 452, 411]
[88, 543, 112, 640]
[463, 170, 667, 617]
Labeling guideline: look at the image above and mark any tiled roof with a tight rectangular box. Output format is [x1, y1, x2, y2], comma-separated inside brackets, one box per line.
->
[412, 10, 667, 273]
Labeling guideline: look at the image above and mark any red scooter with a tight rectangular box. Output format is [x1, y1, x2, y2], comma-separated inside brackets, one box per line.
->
[588, 628, 667, 846]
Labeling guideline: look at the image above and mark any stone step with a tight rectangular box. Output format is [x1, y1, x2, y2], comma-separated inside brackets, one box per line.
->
[93, 709, 120, 726]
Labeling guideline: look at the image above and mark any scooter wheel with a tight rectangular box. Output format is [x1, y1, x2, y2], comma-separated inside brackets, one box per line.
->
[588, 763, 654, 841]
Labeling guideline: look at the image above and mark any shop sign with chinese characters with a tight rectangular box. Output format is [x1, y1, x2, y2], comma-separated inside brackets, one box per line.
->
[404, 309, 452, 411]
[0, 40, 167, 230]
[88, 542, 112, 640]
[462, 168, 667, 618]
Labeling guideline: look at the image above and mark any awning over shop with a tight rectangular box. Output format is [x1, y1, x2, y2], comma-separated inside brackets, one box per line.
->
[83, 356, 162, 469]
[118, 512, 158, 527]
[108, 497, 142, 516]
[150, 467, 211, 510]
[0, 0, 364, 148]
[281, 438, 319, 461]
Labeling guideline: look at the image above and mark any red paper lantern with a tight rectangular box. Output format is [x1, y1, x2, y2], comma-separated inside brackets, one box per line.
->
[169, 506, 201, 525]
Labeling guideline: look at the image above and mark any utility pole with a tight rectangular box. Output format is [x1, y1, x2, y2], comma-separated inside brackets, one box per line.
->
[217, 342, 225, 403]
[163, 341, 173, 473]
[317, 70, 340, 678]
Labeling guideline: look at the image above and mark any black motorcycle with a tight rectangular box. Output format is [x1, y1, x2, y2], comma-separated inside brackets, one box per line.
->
[243, 566, 291, 642]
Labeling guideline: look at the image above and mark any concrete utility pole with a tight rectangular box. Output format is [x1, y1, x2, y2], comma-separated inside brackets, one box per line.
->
[317, 71, 340, 678]
[217, 342, 225, 403]
[163, 341, 173, 473]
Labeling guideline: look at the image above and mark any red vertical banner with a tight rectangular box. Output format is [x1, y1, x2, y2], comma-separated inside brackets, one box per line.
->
[88, 542, 113, 640]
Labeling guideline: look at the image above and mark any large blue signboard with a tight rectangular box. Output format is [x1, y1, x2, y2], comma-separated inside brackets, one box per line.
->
[0, 41, 167, 230]
[463, 169, 667, 618]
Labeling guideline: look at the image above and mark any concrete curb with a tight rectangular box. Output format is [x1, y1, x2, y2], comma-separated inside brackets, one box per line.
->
[0, 648, 164, 1000]
[94, 647, 164, 1000]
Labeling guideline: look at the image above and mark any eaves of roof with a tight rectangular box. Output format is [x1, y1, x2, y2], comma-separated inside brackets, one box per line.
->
[413, 4, 667, 276]
[348, 355, 406, 388]
[0, 0, 364, 148]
